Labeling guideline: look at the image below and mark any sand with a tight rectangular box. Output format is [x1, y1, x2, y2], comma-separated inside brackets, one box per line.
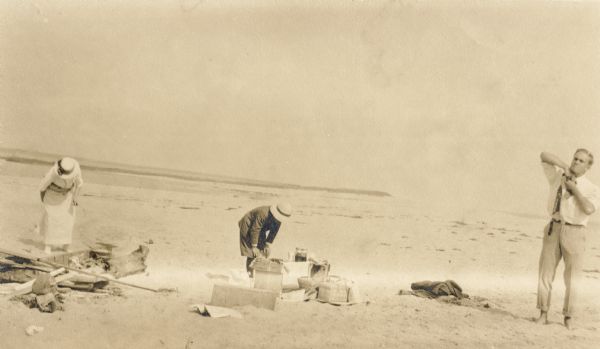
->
[2, 161, 600, 348]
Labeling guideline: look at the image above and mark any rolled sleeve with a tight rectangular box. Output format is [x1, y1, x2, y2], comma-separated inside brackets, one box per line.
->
[586, 185, 600, 212]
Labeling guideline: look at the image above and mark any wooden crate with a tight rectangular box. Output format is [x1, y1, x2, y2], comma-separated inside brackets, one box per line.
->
[253, 259, 285, 293]
[252, 259, 285, 273]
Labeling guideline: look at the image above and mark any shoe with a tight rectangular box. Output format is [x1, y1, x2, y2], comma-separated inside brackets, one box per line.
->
[564, 316, 573, 330]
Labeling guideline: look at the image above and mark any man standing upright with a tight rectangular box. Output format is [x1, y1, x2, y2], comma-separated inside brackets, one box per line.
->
[238, 203, 292, 276]
[537, 149, 599, 329]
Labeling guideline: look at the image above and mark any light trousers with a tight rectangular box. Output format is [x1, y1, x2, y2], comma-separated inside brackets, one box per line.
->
[537, 222, 586, 317]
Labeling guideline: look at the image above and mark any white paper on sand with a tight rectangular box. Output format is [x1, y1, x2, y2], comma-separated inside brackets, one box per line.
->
[280, 289, 306, 302]
[191, 304, 243, 319]
[25, 325, 44, 336]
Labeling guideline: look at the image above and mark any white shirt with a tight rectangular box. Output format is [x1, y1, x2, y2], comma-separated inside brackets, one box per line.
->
[543, 162, 600, 226]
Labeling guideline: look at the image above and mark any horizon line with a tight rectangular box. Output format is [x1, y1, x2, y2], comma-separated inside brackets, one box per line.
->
[0, 147, 392, 198]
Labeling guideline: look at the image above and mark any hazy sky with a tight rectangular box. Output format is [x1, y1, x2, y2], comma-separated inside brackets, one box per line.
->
[1, 0, 599, 215]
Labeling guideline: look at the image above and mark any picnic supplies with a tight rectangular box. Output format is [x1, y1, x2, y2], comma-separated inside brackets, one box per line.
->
[316, 276, 362, 305]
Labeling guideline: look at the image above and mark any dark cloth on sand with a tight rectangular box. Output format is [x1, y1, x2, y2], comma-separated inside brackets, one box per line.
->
[410, 280, 466, 299]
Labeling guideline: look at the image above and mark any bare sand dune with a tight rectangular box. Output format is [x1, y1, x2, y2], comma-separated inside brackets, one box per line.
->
[2, 161, 600, 348]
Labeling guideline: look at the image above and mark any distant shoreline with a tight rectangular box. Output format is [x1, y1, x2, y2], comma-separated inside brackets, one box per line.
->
[0, 148, 391, 198]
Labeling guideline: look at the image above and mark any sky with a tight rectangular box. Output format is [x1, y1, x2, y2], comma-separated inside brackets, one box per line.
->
[1, 0, 599, 215]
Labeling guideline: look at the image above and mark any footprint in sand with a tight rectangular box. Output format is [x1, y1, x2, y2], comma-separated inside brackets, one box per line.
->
[451, 231, 458, 235]
[507, 238, 518, 242]
[509, 251, 517, 254]
[436, 248, 445, 252]
[452, 248, 462, 251]
[379, 242, 391, 247]
[519, 233, 529, 238]
[583, 269, 600, 274]
[469, 238, 478, 241]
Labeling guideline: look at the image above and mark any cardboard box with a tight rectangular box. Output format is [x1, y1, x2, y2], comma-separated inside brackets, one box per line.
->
[254, 270, 283, 293]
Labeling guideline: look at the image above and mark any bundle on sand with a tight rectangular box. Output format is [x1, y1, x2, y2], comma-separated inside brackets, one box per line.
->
[409, 280, 466, 299]
[398, 279, 506, 314]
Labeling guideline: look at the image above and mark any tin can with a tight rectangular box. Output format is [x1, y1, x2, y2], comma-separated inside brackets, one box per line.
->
[295, 247, 307, 262]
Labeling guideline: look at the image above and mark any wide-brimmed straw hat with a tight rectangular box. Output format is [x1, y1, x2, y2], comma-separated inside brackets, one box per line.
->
[270, 203, 292, 222]
[57, 157, 77, 179]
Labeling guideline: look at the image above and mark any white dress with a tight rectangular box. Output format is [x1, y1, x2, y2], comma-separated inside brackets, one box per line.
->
[39, 162, 83, 246]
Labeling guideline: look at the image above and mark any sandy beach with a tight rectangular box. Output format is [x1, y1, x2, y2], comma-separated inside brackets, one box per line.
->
[3, 1, 600, 348]
[1, 161, 600, 349]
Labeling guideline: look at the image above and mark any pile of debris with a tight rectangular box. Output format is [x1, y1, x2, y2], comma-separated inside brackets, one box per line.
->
[0, 244, 150, 313]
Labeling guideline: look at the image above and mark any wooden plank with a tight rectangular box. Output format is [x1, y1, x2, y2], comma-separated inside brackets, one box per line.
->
[0, 258, 55, 273]
[209, 284, 279, 310]
[54, 272, 76, 284]
[12, 268, 65, 296]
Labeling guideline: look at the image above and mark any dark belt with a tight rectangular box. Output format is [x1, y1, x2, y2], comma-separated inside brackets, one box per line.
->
[552, 218, 583, 227]
[549, 219, 585, 236]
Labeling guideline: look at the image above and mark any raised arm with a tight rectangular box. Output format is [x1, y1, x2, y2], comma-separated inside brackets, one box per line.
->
[540, 152, 569, 171]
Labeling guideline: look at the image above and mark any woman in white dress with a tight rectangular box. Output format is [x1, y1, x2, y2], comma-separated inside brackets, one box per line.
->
[39, 157, 84, 254]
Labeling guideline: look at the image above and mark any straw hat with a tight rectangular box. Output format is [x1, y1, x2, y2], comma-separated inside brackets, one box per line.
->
[270, 202, 292, 222]
[57, 157, 77, 179]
